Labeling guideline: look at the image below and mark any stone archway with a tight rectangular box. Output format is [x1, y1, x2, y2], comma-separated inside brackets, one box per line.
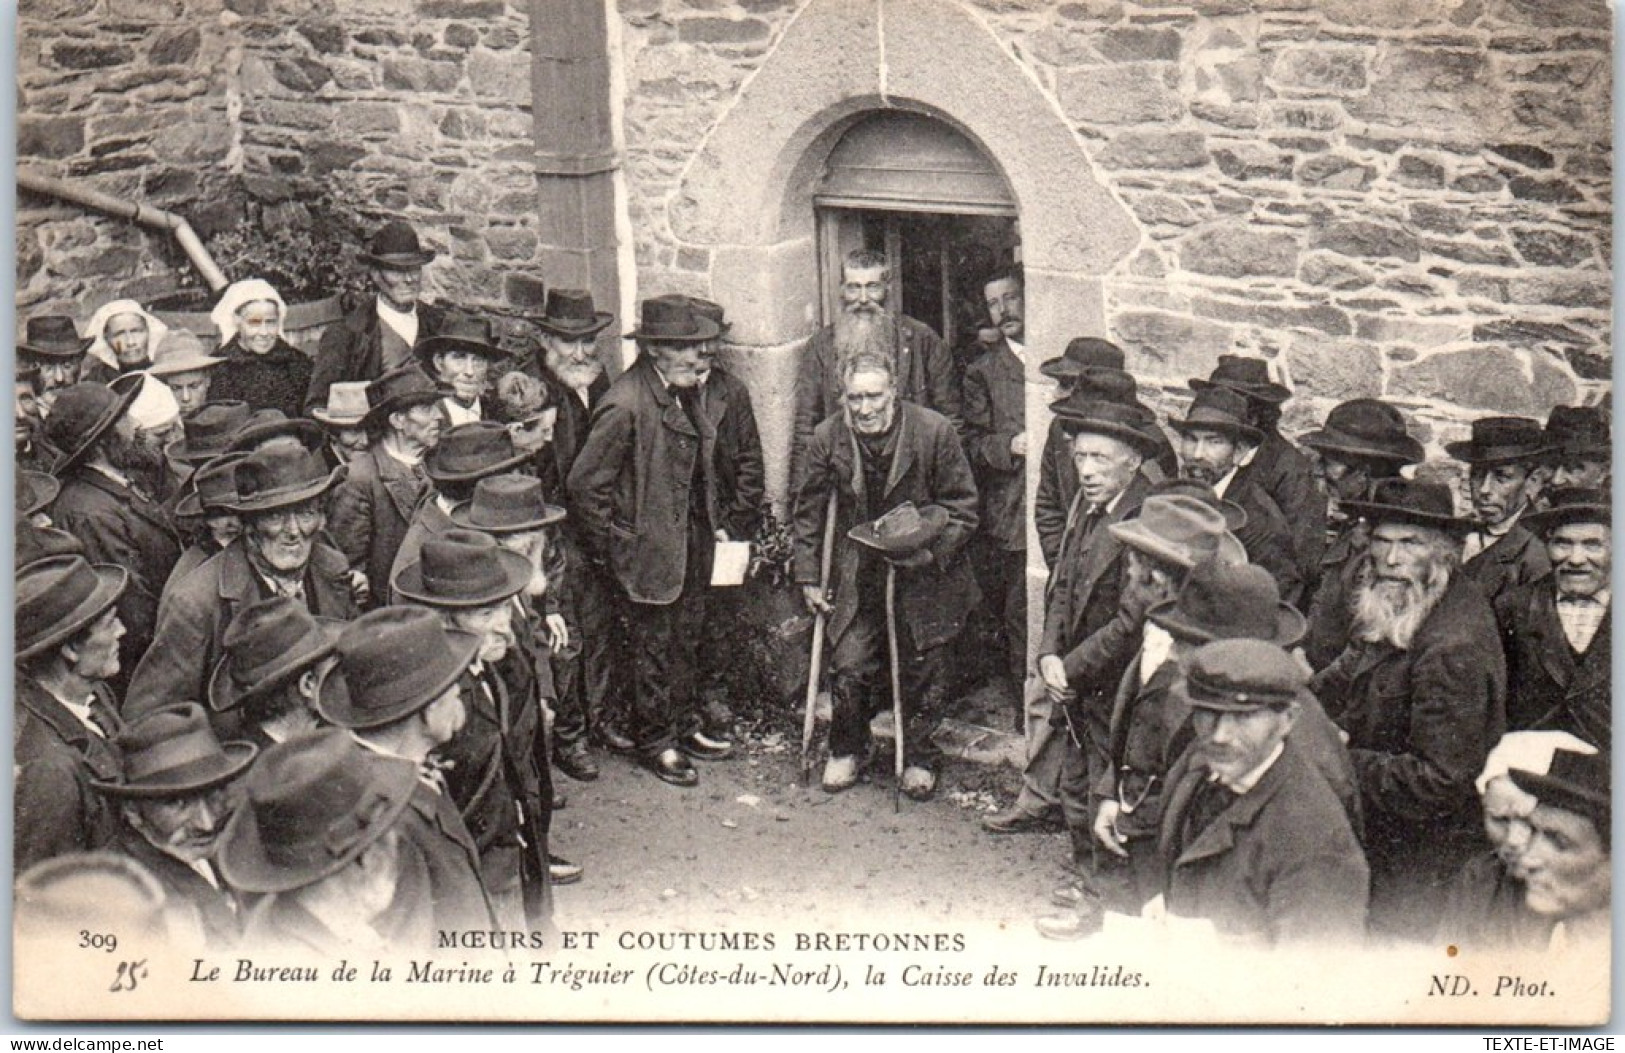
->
[670, 0, 1143, 657]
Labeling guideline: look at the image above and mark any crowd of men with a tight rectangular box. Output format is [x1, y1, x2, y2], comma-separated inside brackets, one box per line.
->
[11, 225, 1611, 955]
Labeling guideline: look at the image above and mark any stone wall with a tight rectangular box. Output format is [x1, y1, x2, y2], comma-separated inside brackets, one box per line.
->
[17, 0, 545, 345]
[617, 0, 1613, 483]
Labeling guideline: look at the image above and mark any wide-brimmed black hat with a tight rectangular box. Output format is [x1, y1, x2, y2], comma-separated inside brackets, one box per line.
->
[424, 421, 530, 483]
[1544, 405, 1610, 459]
[1109, 494, 1246, 571]
[45, 376, 144, 476]
[175, 452, 247, 519]
[1167, 387, 1264, 446]
[16, 523, 85, 571]
[227, 409, 326, 454]
[451, 474, 567, 534]
[1048, 367, 1162, 456]
[534, 288, 614, 339]
[391, 529, 532, 608]
[16, 555, 129, 660]
[1039, 337, 1125, 382]
[315, 607, 481, 730]
[18, 470, 59, 518]
[624, 294, 720, 344]
[225, 445, 341, 515]
[1523, 486, 1611, 537]
[18, 316, 92, 361]
[166, 401, 255, 466]
[358, 220, 436, 270]
[208, 596, 343, 713]
[1509, 748, 1610, 836]
[1148, 556, 1306, 647]
[1300, 398, 1424, 467]
[683, 296, 732, 336]
[90, 703, 257, 799]
[417, 314, 506, 369]
[216, 728, 418, 894]
[847, 501, 946, 568]
[362, 366, 447, 430]
[1189, 354, 1292, 404]
[1340, 478, 1473, 534]
[1175, 638, 1307, 714]
[1445, 416, 1552, 468]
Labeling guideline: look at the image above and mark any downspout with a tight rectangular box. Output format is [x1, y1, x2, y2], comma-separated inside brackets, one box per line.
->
[17, 168, 229, 293]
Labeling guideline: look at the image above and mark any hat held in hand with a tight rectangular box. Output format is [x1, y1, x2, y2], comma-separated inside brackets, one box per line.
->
[847, 501, 947, 568]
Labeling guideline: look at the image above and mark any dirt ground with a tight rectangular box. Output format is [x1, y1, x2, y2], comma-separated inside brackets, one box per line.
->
[549, 719, 1074, 937]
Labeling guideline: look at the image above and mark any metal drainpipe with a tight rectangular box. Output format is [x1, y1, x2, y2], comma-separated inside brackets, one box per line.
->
[17, 168, 230, 293]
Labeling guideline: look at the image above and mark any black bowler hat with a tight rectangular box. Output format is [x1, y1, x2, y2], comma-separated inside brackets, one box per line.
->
[1040, 337, 1125, 382]
[624, 295, 720, 344]
[359, 220, 436, 270]
[315, 608, 481, 730]
[682, 295, 732, 335]
[847, 501, 946, 569]
[1167, 387, 1264, 447]
[535, 288, 615, 339]
[1300, 398, 1424, 467]
[1048, 368, 1162, 456]
[175, 452, 247, 519]
[18, 316, 92, 361]
[1444, 416, 1552, 468]
[228, 409, 325, 455]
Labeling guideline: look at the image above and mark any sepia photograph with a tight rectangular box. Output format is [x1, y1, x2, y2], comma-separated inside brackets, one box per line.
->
[7, 0, 1615, 1027]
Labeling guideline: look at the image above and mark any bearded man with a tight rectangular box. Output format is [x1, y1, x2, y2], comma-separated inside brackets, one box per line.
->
[789, 249, 960, 497]
[47, 379, 182, 687]
[1312, 479, 1506, 940]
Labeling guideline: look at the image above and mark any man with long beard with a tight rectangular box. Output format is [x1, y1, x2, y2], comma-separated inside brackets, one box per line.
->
[789, 249, 960, 497]
[47, 379, 182, 689]
[1312, 479, 1506, 941]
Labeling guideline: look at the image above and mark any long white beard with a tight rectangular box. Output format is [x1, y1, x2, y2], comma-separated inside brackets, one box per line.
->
[1351, 565, 1450, 650]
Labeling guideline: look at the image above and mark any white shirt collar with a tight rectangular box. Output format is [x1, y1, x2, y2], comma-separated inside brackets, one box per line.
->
[376, 298, 419, 345]
[442, 398, 481, 427]
[1215, 740, 1285, 795]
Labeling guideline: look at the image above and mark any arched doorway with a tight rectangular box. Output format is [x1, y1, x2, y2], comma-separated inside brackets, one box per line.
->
[814, 111, 1020, 358]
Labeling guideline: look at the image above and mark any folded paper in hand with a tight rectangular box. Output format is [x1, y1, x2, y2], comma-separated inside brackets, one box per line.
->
[711, 540, 751, 586]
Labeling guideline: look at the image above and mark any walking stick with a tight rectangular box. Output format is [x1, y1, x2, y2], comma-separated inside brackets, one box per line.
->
[885, 560, 903, 813]
[801, 489, 839, 786]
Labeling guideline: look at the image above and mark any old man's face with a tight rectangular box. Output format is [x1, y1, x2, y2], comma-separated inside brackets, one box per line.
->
[1520, 803, 1610, 919]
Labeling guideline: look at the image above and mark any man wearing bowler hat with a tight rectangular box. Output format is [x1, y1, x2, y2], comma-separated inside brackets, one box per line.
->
[316, 605, 501, 934]
[1542, 404, 1610, 493]
[218, 728, 432, 954]
[1298, 398, 1425, 671]
[327, 366, 447, 605]
[305, 219, 448, 411]
[393, 531, 556, 927]
[1449, 415, 1554, 609]
[15, 555, 131, 870]
[208, 596, 341, 749]
[47, 377, 182, 689]
[793, 350, 981, 800]
[995, 370, 1157, 847]
[1033, 340, 1176, 568]
[1155, 638, 1369, 947]
[129, 444, 358, 718]
[418, 314, 508, 428]
[162, 452, 247, 613]
[1494, 487, 1611, 748]
[569, 295, 737, 788]
[94, 703, 257, 948]
[1169, 384, 1303, 604]
[1313, 479, 1507, 938]
[1507, 748, 1610, 948]
[1189, 355, 1325, 593]
[18, 314, 92, 418]
[387, 419, 534, 602]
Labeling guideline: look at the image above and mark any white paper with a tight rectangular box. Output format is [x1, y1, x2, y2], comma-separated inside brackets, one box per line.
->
[710, 540, 751, 586]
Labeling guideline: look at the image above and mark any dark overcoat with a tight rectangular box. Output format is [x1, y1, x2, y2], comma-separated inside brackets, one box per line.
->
[702, 366, 765, 542]
[129, 538, 359, 719]
[14, 676, 123, 871]
[114, 827, 240, 948]
[788, 316, 961, 496]
[395, 775, 501, 934]
[1235, 429, 1326, 593]
[304, 301, 448, 411]
[328, 444, 429, 604]
[1157, 730, 1370, 946]
[567, 356, 720, 605]
[792, 402, 980, 653]
[1037, 473, 1150, 688]
[961, 339, 1026, 551]
[1494, 576, 1610, 749]
[1462, 521, 1552, 609]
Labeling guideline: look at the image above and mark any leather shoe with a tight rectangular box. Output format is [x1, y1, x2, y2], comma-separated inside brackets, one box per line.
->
[1034, 904, 1104, 942]
[551, 787, 567, 811]
[981, 808, 1063, 835]
[548, 854, 583, 886]
[597, 724, 636, 754]
[679, 730, 733, 761]
[1051, 884, 1085, 909]
[642, 748, 698, 788]
[555, 740, 600, 782]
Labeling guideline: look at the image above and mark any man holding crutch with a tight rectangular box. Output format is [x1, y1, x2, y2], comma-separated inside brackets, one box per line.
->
[793, 350, 980, 801]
